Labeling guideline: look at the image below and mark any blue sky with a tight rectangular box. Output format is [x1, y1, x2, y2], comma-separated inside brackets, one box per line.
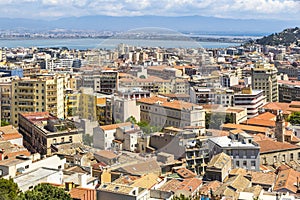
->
[0, 0, 299, 20]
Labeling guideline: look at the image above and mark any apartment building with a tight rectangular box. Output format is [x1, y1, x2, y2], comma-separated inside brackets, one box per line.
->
[278, 80, 300, 102]
[18, 112, 83, 155]
[0, 82, 12, 122]
[234, 87, 266, 118]
[252, 63, 278, 102]
[137, 96, 205, 128]
[208, 131, 260, 171]
[11, 75, 64, 126]
[94, 70, 119, 95]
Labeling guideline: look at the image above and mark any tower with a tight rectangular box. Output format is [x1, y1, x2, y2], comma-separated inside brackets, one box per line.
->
[275, 110, 285, 142]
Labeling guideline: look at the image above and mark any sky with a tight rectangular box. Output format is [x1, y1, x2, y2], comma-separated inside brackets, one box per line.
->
[0, 0, 299, 20]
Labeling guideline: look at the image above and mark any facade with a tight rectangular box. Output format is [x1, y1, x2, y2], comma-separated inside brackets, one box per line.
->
[234, 88, 266, 118]
[11, 75, 64, 126]
[97, 182, 149, 200]
[93, 122, 132, 150]
[112, 96, 140, 123]
[257, 139, 300, 166]
[94, 70, 119, 95]
[251, 63, 278, 102]
[138, 96, 205, 128]
[18, 112, 83, 155]
[0, 81, 13, 122]
[278, 80, 300, 102]
[208, 131, 260, 171]
[205, 152, 232, 182]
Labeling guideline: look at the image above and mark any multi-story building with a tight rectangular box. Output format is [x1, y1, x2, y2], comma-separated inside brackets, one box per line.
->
[94, 70, 118, 95]
[208, 131, 260, 171]
[278, 80, 300, 102]
[64, 88, 80, 118]
[0, 81, 13, 122]
[251, 63, 278, 102]
[137, 96, 205, 128]
[234, 87, 266, 118]
[11, 75, 64, 126]
[220, 72, 239, 87]
[18, 112, 83, 155]
[112, 96, 140, 123]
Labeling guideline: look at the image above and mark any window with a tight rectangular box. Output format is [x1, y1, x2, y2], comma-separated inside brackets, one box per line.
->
[282, 154, 286, 162]
[61, 137, 65, 143]
[25, 165, 29, 169]
[236, 161, 240, 167]
[69, 136, 73, 142]
[291, 153, 294, 161]
[251, 161, 255, 167]
[243, 161, 247, 167]
[274, 156, 277, 163]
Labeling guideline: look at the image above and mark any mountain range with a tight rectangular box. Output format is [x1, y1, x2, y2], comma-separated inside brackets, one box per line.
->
[0, 15, 299, 35]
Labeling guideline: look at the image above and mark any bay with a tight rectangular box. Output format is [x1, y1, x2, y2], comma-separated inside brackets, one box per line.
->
[0, 38, 241, 50]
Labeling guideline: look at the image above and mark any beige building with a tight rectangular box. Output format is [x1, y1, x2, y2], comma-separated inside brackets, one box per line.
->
[252, 62, 278, 102]
[137, 96, 205, 128]
[112, 96, 140, 123]
[11, 75, 64, 126]
[205, 152, 232, 182]
[18, 112, 83, 155]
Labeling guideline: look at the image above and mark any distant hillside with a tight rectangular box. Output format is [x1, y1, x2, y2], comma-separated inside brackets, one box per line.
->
[256, 27, 300, 46]
[0, 15, 298, 34]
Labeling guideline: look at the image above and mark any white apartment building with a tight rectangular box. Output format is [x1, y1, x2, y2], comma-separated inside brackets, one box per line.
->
[234, 88, 266, 118]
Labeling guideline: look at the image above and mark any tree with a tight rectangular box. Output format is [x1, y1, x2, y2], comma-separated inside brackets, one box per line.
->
[0, 178, 20, 200]
[19, 183, 72, 200]
[172, 194, 191, 200]
[126, 116, 137, 124]
[0, 120, 10, 127]
[137, 121, 162, 134]
[288, 112, 300, 125]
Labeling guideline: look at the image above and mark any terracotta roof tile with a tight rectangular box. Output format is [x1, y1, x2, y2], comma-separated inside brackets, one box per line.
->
[100, 122, 132, 131]
[256, 140, 300, 153]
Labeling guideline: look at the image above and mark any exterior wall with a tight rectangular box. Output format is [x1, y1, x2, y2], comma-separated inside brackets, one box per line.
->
[11, 76, 65, 126]
[139, 103, 205, 129]
[278, 83, 300, 102]
[260, 148, 300, 166]
[113, 97, 140, 123]
[18, 113, 83, 155]
[0, 83, 12, 123]
[93, 127, 115, 150]
[97, 188, 149, 200]
[234, 90, 266, 118]
[252, 64, 278, 102]
[208, 140, 260, 171]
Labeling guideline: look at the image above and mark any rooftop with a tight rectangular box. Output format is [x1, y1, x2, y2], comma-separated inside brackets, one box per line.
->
[209, 136, 258, 148]
[256, 140, 300, 153]
[138, 96, 202, 111]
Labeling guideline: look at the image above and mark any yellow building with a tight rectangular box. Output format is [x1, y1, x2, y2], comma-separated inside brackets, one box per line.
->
[78, 88, 112, 125]
[252, 62, 278, 102]
[11, 75, 64, 126]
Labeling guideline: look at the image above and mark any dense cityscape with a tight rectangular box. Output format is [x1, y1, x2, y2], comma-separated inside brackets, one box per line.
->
[0, 25, 299, 200]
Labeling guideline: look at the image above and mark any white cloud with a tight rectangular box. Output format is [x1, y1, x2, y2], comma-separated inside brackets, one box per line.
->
[0, 0, 298, 20]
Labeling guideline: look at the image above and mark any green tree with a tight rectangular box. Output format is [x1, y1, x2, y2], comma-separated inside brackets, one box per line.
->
[126, 116, 137, 124]
[288, 112, 300, 125]
[0, 120, 10, 127]
[137, 121, 162, 134]
[172, 194, 191, 200]
[0, 178, 20, 200]
[19, 183, 72, 200]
